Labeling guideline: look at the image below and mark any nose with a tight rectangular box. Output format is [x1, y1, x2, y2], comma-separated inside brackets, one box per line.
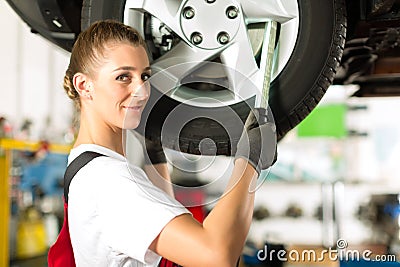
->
[130, 81, 150, 100]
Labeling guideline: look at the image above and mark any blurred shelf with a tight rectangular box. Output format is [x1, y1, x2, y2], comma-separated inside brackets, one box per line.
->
[0, 139, 70, 266]
[0, 139, 71, 154]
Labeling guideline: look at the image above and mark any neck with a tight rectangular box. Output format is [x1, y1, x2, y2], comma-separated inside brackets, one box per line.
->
[74, 112, 125, 156]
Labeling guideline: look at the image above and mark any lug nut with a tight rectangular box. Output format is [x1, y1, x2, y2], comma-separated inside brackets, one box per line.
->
[226, 6, 239, 19]
[183, 6, 195, 19]
[217, 32, 230, 45]
[206, 0, 216, 3]
[191, 32, 203, 45]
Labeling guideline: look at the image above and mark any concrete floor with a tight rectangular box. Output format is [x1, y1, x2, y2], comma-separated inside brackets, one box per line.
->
[10, 254, 47, 267]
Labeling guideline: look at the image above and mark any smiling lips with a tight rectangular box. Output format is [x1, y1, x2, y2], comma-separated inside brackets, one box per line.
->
[122, 105, 142, 111]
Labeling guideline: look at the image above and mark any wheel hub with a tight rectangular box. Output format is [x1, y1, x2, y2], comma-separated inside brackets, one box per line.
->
[180, 0, 242, 50]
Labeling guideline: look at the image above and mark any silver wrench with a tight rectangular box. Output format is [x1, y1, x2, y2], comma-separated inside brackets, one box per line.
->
[254, 20, 278, 123]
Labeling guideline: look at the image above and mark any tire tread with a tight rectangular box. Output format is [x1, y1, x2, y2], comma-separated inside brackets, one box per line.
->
[280, 0, 347, 139]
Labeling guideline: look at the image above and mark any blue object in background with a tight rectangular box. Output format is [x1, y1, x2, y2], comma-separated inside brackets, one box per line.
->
[383, 204, 400, 219]
[20, 152, 68, 196]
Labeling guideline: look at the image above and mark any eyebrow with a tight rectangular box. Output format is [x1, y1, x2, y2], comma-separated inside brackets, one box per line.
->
[113, 66, 152, 72]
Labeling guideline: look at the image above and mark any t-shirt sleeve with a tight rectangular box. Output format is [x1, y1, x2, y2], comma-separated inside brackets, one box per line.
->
[98, 162, 190, 265]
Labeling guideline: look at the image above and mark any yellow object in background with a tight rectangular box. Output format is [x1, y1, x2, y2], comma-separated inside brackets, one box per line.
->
[0, 138, 71, 265]
[16, 206, 48, 259]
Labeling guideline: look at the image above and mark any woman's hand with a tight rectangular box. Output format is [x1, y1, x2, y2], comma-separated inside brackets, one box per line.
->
[234, 108, 277, 174]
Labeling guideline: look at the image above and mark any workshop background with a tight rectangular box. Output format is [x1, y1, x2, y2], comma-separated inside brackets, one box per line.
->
[1, 1, 400, 267]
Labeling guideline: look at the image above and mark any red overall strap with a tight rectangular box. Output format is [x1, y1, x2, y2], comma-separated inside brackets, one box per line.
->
[48, 151, 105, 267]
[47, 200, 75, 267]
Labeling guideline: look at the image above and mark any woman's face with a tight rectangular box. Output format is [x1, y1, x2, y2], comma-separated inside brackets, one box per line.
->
[89, 43, 151, 130]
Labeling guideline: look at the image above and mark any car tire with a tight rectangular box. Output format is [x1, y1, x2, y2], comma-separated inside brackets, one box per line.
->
[81, 0, 346, 156]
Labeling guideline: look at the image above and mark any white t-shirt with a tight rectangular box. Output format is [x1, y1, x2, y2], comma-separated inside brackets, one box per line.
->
[67, 144, 190, 267]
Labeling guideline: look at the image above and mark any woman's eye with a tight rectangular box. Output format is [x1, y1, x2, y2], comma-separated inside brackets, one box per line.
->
[116, 74, 131, 81]
[141, 73, 151, 81]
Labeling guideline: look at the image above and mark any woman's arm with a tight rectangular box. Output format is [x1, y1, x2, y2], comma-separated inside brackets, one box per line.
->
[150, 109, 277, 267]
[144, 163, 174, 197]
[150, 158, 257, 267]
[141, 133, 175, 197]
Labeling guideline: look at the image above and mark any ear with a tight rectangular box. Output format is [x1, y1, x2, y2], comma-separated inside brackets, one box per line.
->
[73, 72, 93, 99]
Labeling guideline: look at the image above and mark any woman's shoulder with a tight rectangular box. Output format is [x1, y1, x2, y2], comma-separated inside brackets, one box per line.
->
[84, 154, 145, 179]
[69, 145, 142, 173]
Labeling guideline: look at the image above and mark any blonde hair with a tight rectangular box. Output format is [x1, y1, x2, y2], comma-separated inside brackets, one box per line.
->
[64, 20, 147, 109]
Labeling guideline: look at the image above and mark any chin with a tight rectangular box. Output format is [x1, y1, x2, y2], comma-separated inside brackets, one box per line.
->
[123, 121, 140, 130]
[123, 112, 141, 129]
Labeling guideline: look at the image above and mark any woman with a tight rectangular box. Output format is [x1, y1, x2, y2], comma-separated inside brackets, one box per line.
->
[63, 20, 276, 267]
